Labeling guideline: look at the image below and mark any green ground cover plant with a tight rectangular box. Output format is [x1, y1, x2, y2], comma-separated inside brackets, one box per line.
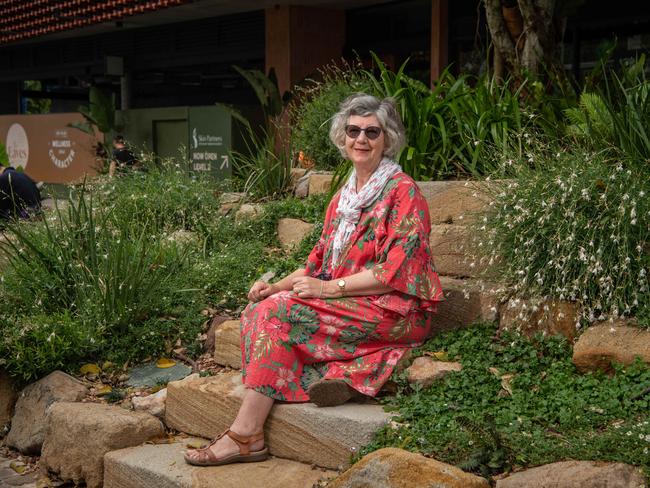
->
[361, 323, 650, 479]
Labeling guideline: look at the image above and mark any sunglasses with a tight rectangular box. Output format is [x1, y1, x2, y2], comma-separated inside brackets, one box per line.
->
[345, 125, 382, 140]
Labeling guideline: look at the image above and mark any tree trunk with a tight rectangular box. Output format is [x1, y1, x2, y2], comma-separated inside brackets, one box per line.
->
[483, 0, 556, 80]
[484, 0, 518, 78]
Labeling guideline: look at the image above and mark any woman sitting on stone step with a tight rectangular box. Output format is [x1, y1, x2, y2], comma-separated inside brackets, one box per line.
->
[184, 93, 443, 467]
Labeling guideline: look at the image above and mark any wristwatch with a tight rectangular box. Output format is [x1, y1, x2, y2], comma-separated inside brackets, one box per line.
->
[337, 279, 346, 296]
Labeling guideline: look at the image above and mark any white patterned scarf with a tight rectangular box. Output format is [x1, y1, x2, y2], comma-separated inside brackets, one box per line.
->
[330, 157, 402, 267]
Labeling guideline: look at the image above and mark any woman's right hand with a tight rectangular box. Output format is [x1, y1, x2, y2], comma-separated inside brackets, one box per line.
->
[248, 281, 276, 303]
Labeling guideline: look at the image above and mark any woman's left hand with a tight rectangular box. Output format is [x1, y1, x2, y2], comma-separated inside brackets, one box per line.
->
[291, 276, 327, 299]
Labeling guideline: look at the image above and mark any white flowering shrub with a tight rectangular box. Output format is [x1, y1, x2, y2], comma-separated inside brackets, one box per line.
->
[479, 147, 649, 326]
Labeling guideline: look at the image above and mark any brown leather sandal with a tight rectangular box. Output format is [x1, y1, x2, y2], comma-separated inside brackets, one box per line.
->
[307, 379, 364, 407]
[184, 429, 269, 466]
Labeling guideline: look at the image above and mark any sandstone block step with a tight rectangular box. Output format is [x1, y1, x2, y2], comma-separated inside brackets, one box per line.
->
[431, 277, 500, 332]
[429, 224, 489, 278]
[214, 320, 242, 369]
[417, 180, 493, 225]
[165, 372, 392, 469]
[104, 440, 335, 488]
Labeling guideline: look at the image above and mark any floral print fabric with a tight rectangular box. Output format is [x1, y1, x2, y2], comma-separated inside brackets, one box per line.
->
[240, 172, 443, 401]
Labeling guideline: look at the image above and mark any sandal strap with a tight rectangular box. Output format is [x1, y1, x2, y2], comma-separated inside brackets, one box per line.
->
[226, 429, 265, 456]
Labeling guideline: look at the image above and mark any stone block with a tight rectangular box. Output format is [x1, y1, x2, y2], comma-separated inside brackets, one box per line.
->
[294, 173, 311, 198]
[214, 320, 242, 369]
[41, 402, 164, 488]
[430, 224, 487, 277]
[7, 370, 88, 454]
[235, 203, 263, 221]
[430, 277, 501, 332]
[204, 315, 230, 354]
[499, 298, 580, 341]
[328, 447, 489, 488]
[417, 180, 493, 225]
[572, 322, 650, 373]
[0, 369, 16, 431]
[165, 372, 391, 469]
[406, 357, 462, 388]
[132, 388, 167, 418]
[277, 218, 315, 251]
[495, 460, 646, 488]
[104, 440, 336, 488]
[308, 173, 334, 195]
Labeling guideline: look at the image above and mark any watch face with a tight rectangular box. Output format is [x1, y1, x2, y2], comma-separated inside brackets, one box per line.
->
[337, 279, 345, 288]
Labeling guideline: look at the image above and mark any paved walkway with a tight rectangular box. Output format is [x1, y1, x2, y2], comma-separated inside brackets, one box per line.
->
[0, 453, 38, 487]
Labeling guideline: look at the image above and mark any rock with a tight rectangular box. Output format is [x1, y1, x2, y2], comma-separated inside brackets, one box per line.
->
[499, 298, 580, 341]
[290, 167, 308, 182]
[495, 460, 646, 487]
[166, 230, 198, 246]
[235, 203, 263, 221]
[6, 370, 88, 454]
[132, 388, 167, 418]
[294, 173, 311, 198]
[308, 173, 334, 195]
[41, 402, 164, 488]
[417, 180, 493, 225]
[431, 277, 501, 332]
[104, 440, 336, 488]
[217, 193, 247, 216]
[214, 320, 242, 369]
[406, 357, 463, 388]
[219, 192, 246, 205]
[0, 369, 16, 431]
[430, 224, 487, 277]
[258, 270, 276, 283]
[165, 372, 391, 469]
[572, 322, 650, 373]
[329, 447, 489, 488]
[204, 315, 230, 354]
[277, 218, 315, 251]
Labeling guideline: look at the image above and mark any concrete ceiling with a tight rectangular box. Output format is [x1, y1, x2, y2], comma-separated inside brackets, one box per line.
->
[13, 0, 398, 46]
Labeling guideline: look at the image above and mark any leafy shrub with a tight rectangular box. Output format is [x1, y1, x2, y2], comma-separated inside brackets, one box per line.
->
[361, 324, 650, 476]
[477, 144, 649, 325]
[230, 128, 293, 199]
[565, 56, 650, 166]
[0, 187, 204, 381]
[365, 54, 542, 180]
[289, 60, 378, 170]
[91, 157, 223, 237]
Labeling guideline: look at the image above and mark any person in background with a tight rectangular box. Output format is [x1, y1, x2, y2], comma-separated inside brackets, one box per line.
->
[184, 93, 443, 467]
[0, 164, 42, 221]
[108, 134, 138, 177]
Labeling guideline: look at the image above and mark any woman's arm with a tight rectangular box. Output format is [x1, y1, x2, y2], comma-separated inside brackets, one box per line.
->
[291, 268, 392, 299]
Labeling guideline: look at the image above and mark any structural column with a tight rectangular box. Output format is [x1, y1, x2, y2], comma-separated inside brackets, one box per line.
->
[265, 5, 345, 96]
[430, 0, 449, 86]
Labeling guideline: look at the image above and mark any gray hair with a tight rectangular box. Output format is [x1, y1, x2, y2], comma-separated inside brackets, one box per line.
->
[329, 93, 406, 159]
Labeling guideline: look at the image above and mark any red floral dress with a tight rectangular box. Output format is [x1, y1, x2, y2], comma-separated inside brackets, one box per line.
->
[240, 172, 443, 401]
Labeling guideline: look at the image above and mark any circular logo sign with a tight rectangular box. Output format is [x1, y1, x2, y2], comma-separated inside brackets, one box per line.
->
[6, 123, 29, 168]
[48, 129, 75, 169]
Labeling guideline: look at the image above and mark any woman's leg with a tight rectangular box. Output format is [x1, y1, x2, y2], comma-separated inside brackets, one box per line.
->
[184, 388, 274, 462]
